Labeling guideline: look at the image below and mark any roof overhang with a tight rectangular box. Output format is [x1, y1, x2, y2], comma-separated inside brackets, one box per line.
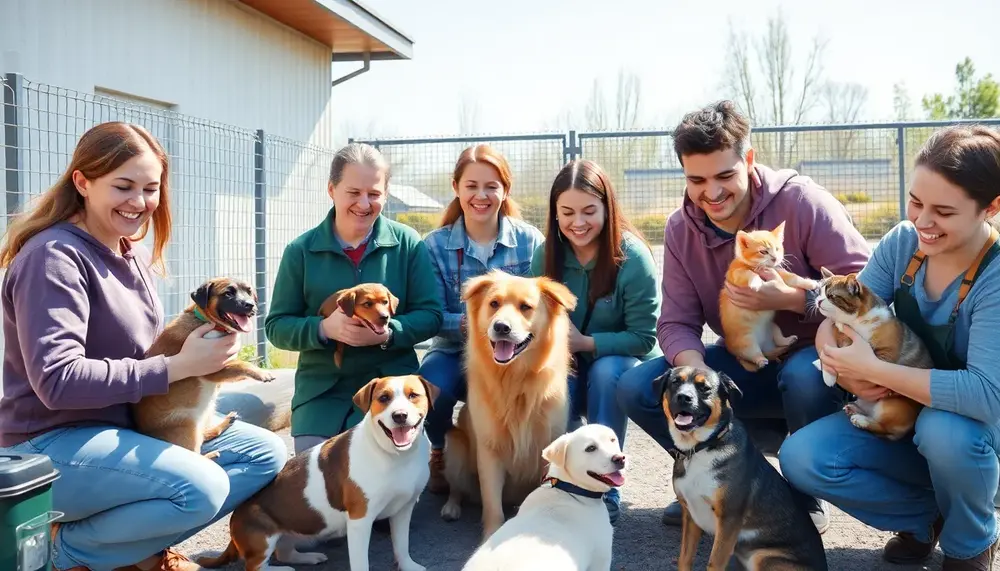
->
[236, 0, 413, 61]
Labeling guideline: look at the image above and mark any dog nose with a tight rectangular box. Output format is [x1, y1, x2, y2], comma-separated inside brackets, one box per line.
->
[493, 321, 511, 335]
[391, 411, 408, 425]
[612, 454, 626, 469]
[676, 393, 693, 405]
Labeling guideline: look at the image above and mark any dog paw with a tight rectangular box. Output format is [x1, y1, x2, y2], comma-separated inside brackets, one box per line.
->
[297, 552, 327, 565]
[253, 369, 276, 382]
[440, 502, 461, 521]
[822, 369, 838, 387]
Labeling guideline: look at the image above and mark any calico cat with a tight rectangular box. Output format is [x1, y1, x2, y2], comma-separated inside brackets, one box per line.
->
[719, 221, 820, 372]
[812, 267, 933, 440]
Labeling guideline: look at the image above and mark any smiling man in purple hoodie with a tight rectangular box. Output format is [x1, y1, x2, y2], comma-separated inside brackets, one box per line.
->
[616, 100, 872, 532]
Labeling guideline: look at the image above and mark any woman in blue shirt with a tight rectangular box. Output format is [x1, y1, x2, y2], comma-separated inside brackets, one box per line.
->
[779, 125, 1000, 570]
[419, 144, 544, 495]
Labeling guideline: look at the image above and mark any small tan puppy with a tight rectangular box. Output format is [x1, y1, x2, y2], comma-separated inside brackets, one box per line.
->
[462, 423, 625, 571]
[318, 283, 399, 368]
[133, 277, 274, 459]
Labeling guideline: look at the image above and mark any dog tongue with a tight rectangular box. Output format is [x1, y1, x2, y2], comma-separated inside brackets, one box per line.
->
[230, 313, 252, 333]
[493, 340, 515, 362]
[391, 426, 416, 446]
[674, 413, 694, 427]
[604, 471, 625, 487]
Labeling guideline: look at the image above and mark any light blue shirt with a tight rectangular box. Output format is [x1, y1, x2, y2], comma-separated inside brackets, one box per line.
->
[423, 215, 545, 354]
[857, 220, 1000, 425]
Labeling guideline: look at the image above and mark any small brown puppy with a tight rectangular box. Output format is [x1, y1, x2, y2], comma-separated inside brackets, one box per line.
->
[318, 283, 399, 367]
[133, 277, 275, 460]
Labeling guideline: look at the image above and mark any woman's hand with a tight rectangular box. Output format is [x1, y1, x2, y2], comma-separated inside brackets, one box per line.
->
[568, 321, 594, 354]
[818, 325, 892, 400]
[167, 322, 241, 382]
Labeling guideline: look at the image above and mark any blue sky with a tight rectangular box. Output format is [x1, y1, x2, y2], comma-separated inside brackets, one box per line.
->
[329, 0, 1000, 142]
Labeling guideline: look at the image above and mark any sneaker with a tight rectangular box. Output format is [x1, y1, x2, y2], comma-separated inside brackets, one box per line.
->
[114, 548, 201, 571]
[428, 448, 449, 495]
[942, 535, 1000, 571]
[883, 516, 944, 564]
[661, 500, 682, 526]
[810, 500, 830, 535]
[603, 488, 622, 525]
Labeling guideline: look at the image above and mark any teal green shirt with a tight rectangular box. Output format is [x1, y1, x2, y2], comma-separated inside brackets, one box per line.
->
[530, 232, 662, 363]
[264, 207, 443, 437]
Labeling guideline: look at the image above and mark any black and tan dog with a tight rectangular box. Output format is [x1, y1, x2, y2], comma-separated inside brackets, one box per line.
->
[133, 277, 275, 460]
[654, 365, 828, 571]
[318, 283, 399, 368]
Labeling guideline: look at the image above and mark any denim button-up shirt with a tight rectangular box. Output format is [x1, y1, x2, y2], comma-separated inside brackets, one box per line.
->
[423, 214, 545, 354]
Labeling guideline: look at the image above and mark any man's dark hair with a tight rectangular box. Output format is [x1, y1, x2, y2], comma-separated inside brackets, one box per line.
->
[672, 100, 752, 164]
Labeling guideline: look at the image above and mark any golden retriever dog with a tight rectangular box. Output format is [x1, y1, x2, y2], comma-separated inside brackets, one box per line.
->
[440, 270, 577, 542]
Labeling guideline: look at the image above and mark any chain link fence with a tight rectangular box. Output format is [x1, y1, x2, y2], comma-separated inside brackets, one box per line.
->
[4, 71, 999, 362]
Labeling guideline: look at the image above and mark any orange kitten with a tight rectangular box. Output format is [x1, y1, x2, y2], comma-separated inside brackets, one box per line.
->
[719, 221, 819, 372]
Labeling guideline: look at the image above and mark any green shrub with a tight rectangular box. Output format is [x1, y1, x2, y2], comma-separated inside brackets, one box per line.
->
[854, 206, 901, 239]
[633, 214, 667, 242]
[394, 212, 439, 236]
[834, 191, 873, 204]
[238, 342, 298, 369]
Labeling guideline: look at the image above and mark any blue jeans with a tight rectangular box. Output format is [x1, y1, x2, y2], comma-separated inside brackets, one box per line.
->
[568, 355, 641, 446]
[1, 417, 287, 571]
[779, 408, 1000, 559]
[419, 350, 465, 449]
[616, 344, 843, 453]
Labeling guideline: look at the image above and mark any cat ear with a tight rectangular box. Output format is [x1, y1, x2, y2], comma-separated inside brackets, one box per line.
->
[772, 221, 786, 240]
[846, 274, 861, 296]
[821, 266, 835, 279]
[735, 231, 750, 253]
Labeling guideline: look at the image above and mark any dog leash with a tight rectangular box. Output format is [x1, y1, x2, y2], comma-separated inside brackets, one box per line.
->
[539, 477, 604, 499]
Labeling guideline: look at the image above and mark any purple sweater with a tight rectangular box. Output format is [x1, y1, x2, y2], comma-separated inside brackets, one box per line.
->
[657, 164, 872, 365]
[0, 222, 169, 447]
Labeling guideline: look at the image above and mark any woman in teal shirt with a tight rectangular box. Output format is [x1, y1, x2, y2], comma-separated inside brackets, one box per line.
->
[531, 158, 661, 524]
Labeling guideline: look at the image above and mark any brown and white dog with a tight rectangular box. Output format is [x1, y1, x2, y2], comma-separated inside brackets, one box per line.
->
[318, 283, 399, 368]
[197, 374, 438, 571]
[133, 277, 274, 460]
[440, 270, 577, 541]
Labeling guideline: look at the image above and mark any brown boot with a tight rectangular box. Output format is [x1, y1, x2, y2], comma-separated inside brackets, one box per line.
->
[428, 448, 449, 495]
[113, 548, 201, 571]
[942, 536, 1000, 571]
[883, 516, 944, 564]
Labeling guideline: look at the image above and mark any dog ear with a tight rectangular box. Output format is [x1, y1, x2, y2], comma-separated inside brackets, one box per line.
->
[191, 281, 212, 309]
[541, 432, 571, 469]
[461, 273, 494, 302]
[417, 375, 440, 409]
[716, 372, 742, 404]
[337, 290, 357, 317]
[539, 277, 578, 312]
[352, 377, 380, 414]
[651, 370, 672, 403]
[388, 292, 400, 316]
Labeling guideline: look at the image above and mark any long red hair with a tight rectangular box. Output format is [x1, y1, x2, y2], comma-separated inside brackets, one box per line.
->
[0, 122, 172, 274]
[439, 144, 522, 227]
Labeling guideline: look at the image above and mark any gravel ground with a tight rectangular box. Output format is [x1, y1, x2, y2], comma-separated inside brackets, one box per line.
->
[176, 416, 956, 571]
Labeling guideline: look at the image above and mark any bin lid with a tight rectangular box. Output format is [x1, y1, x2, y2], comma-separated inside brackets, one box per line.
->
[0, 453, 60, 498]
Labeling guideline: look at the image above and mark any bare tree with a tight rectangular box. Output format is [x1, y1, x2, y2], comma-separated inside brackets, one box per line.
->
[893, 81, 913, 121]
[457, 95, 481, 135]
[722, 10, 827, 167]
[821, 81, 869, 158]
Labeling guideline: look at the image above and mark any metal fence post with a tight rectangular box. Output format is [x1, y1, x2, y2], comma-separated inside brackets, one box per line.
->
[897, 126, 906, 219]
[254, 129, 269, 367]
[3, 72, 23, 216]
[565, 130, 579, 162]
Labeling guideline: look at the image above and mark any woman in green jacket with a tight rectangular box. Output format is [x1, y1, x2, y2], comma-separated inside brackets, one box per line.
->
[531, 158, 661, 524]
[264, 143, 443, 454]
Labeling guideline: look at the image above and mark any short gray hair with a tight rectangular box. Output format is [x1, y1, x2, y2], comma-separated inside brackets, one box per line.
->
[328, 142, 391, 187]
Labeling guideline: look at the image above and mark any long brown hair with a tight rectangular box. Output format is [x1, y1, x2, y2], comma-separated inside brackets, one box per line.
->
[439, 144, 522, 227]
[0, 122, 172, 274]
[543, 159, 648, 305]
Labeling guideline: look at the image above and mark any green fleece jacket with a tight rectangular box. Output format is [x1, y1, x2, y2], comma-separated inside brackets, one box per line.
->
[530, 232, 662, 364]
[264, 208, 443, 437]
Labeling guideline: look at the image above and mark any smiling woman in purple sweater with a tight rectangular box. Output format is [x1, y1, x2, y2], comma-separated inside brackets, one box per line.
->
[0, 122, 286, 571]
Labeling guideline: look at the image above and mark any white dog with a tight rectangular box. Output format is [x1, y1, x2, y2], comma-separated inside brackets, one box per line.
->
[461, 423, 626, 571]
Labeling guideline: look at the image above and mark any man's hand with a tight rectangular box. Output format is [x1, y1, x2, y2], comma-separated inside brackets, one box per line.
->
[724, 268, 805, 313]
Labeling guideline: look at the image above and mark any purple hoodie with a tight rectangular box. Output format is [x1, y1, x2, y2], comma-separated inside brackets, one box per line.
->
[0, 222, 169, 447]
[657, 164, 872, 365]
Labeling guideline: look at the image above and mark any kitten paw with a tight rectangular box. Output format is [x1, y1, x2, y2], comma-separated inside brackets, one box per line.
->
[749, 275, 765, 291]
[753, 357, 769, 369]
[844, 403, 860, 416]
[849, 414, 873, 431]
[802, 279, 821, 291]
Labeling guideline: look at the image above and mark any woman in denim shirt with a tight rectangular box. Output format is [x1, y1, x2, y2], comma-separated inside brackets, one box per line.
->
[419, 144, 544, 494]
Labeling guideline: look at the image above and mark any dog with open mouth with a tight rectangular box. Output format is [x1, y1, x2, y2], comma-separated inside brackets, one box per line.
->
[318, 283, 399, 367]
[440, 270, 577, 542]
[656, 365, 828, 571]
[197, 374, 439, 571]
[133, 277, 275, 460]
[461, 423, 626, 571]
